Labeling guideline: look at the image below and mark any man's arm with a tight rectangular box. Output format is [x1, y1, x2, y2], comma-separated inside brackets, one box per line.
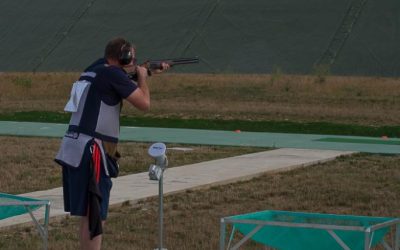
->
[124, 62, 170, 111]
[125, 65, 150, 111]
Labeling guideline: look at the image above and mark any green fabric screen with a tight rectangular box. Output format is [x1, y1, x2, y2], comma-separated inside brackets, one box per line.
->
[0, 193, 47, 220]
[230, 210, 393, 250]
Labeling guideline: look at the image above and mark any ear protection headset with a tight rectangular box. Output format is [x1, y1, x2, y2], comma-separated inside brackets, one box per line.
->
[119, 43, 133, 65]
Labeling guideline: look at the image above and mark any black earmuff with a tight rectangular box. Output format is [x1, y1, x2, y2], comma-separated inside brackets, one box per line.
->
[119, 43, 133, 65]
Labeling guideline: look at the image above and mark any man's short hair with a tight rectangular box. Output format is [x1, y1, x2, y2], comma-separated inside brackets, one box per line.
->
[104, 37, 134, 61]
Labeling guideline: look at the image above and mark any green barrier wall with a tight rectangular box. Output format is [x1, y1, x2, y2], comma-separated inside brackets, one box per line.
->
[0, 0, 398, 76]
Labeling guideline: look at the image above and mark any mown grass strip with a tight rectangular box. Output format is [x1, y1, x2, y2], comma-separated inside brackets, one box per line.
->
[316, 137, 400, 145]
[0, 111, 399, 137]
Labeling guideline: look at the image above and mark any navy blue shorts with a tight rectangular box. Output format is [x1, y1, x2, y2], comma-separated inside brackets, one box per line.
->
[62, 145, 112, 220]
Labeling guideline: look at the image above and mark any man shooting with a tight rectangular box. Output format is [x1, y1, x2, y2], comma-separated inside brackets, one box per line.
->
[55, 37, 169, 250]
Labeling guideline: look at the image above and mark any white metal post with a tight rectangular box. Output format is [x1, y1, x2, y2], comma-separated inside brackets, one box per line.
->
[148, 142, 168, 250]
[156, 170, 167, 250]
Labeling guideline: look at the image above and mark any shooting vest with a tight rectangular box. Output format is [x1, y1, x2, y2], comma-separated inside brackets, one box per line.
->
[56, 63, 134, 168]
[67, 71, 121, 143]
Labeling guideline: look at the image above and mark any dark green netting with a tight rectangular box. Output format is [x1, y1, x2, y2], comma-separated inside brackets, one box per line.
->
[0, 0, 399, 76]
[229, 210, 394, 250]
[0, 193, 47, 220]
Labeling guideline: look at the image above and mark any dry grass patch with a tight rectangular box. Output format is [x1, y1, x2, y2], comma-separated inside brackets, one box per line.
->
[1, 73, 400, 125]
[145, 74, 400, 125]
[0, 136, 61, 194]
[0, 73, 78, 112]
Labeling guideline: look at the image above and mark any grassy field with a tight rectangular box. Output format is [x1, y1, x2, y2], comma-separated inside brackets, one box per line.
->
[1, 73, 400, 127]
[0, 72, 399, 249]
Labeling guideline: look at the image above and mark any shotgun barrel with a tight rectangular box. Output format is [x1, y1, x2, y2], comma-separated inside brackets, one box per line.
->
[127, 57, 199, 81]
[146, 57, 200, 70]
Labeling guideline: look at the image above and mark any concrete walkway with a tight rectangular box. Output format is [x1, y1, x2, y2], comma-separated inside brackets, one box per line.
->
[0, 148, 354, 228]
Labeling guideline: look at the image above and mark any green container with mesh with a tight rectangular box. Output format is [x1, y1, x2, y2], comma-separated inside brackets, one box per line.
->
[0, 192, 48, 220]
[221, 210, 400, 250]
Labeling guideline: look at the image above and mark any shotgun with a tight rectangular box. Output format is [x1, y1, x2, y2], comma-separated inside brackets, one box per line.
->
[127, 57, 199, 80]
[144, 57, 199, 70]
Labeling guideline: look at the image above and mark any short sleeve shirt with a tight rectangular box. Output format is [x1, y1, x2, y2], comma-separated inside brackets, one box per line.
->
[84, 58, 137, 105]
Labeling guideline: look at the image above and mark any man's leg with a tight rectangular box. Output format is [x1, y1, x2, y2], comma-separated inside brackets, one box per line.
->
[80, 216, 103, 250]
[77, 141, 112, 250]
